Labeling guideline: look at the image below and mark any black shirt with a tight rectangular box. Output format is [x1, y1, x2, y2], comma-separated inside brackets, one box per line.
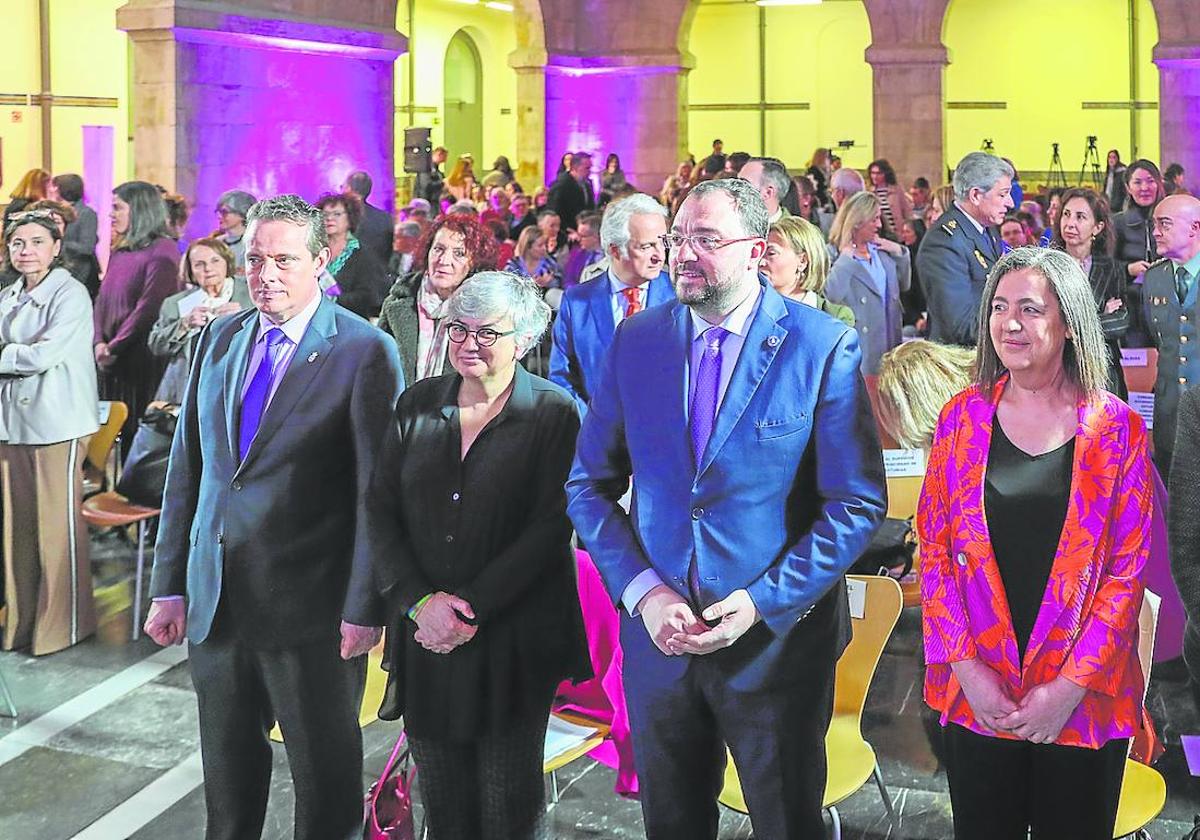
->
[373, 365, 591, 740]
[984, 420, 1075, 659]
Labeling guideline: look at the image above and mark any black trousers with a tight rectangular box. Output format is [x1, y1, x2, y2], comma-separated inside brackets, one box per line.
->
[188, 628, 368, 840]
[1183, 619, 1200, 716]
[625, 650, 836, 840]
[408, 714, 550, 840]
[942, 723, 1128, 840]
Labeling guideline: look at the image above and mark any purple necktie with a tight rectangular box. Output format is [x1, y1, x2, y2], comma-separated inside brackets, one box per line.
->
[238, 327, 288, 461]
[689, 326, 729, 466]
[687, 326, 728, 608]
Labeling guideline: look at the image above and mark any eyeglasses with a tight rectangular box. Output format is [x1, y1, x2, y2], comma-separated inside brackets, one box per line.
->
[658, 233, 762, 253]
[446, 322, 515, 347]
[321, 211, 347, 220]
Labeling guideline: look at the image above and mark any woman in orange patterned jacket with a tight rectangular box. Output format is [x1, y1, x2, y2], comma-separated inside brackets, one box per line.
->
[918, 246, 1151, 839]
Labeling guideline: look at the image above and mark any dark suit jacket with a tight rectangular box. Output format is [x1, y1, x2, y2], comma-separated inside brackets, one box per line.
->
[547, 172, 594, 229]
[549, 269, 675, 413]
[332, 246, 390, 321]
[566, 280, 887, 693]
[149, 298, 405, 646]
[355, 202, 394, 266]
[916, 205, 999, 346]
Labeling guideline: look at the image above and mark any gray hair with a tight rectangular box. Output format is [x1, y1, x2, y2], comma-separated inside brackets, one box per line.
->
[746, 157, 792, 202]
[953, 152, 1015, 201]
[600, 193, 668, 255]
[975, 246, 1109, 396]
[446, 271, 552, 359]
[245, 194, 327, 257]
[830, 167, 864, 196]
[396, 221, 421, 237]
[685, 178, 769, 238]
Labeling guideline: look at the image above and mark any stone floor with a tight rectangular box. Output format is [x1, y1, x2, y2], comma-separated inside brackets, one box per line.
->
[1, 529, 1199, 839]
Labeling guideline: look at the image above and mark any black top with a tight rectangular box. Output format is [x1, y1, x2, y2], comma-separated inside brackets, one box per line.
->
[331, 246, 390, 321]
[984, 420, 1075, 659]
[372, 365, 591, 740]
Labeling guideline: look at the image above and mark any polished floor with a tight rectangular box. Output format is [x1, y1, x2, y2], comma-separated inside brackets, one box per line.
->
[2, 530, 1199, 839]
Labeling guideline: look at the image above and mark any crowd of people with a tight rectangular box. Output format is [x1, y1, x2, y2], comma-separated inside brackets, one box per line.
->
[0, 136, 1196, 840]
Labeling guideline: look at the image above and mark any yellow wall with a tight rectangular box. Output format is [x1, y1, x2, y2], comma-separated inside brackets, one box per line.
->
[686, 0, 874, 170]
[0, 0, 129, 198]
[395, 0, 518, 172]
[944, 0, 1159, 180]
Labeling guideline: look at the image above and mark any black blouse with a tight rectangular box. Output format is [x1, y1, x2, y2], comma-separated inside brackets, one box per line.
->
[984, 420, 1075, 659]
[372, 365, 591, 741]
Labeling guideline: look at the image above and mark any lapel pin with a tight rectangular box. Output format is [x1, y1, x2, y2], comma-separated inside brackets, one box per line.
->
[307, 352, 318, 363]
[766, 335, 780, 348]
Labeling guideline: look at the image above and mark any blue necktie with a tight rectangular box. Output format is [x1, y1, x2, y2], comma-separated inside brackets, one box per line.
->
[238, 328, 288, 461]
[687, 326, 728, 606]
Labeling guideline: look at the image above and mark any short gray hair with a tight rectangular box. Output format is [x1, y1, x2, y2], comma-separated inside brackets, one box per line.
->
[975, 246, 1109, 396]
[684, 178, 769, 238]
[600, 193, 667, 255]
[446, 271, 552, 358]
[953, 152, 1015, 201]
[246, 194, 327, 257]
[830, 167, 864, 195]
[746, 157, 792, 202]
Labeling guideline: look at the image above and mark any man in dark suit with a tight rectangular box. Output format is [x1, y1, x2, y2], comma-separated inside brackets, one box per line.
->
[567, 178, 887, 838]
[414, 145, 447, 207]
[144, 194, 405, 840]
[547, 152, 595, 230]
[550, 193, 673, 413]
[343, 170, 394, 265]
[917, 152, 1014, 345]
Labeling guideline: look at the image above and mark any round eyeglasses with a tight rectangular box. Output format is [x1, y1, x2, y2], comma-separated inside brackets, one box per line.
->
[446, 322, 515, 347]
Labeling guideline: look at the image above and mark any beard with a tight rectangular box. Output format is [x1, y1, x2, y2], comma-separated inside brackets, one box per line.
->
[671, 262, 745, 314]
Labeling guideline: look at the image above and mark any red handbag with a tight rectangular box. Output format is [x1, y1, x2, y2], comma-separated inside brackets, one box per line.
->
[363, 731, 417, 840]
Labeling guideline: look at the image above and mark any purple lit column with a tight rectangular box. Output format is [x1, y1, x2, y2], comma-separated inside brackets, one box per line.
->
[542, 54, 692, 194]
[117, 3, 406, 241]
[1154, 47, 1200, 191]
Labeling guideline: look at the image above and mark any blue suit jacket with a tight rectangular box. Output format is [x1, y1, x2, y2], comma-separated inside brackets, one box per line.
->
[549, 270, 674, 413]
[149, 298, 405, 646]
[566, 280, 887, 691]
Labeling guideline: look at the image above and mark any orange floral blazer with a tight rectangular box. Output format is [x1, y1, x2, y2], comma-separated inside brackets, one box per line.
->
[918, 377, 1151, 748]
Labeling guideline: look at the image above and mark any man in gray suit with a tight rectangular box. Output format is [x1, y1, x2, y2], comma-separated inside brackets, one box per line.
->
[144, 194, 405, 840]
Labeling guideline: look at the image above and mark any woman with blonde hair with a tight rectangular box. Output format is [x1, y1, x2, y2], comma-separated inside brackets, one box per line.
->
[875, 340, 975, 450]
[827, 191, 911, 373]
[760, 216, 854, 327]
[925, 184, 956, 229]
[447, 154, 476, 201]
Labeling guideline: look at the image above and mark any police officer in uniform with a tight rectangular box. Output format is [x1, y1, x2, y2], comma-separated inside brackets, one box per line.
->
[916, 153, 1014, 346]
[1142, 194, 1200, 472]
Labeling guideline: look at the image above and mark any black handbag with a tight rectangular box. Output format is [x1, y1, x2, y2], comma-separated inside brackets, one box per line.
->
[849, 517, 916, 579]
[115, 405, 178, 508]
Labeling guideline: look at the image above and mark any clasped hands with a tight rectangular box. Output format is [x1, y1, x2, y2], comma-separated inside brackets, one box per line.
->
[412, 592, 477, 655]
[637, 584, 759, 656]
[951, 657, 1088, 744]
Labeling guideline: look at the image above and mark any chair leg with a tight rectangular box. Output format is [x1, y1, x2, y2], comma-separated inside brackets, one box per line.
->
[0, 666, 16, 718]
[827, 805, 841, 840]
[873, 761, 897, 823]
[550, 769, 560, 804]
[132, 520, 146, 641]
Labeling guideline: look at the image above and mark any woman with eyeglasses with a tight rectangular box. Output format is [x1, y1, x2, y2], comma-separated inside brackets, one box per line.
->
[372, 270, 590, 840]
[314, 192, 390, 321]
[0, 210, 99, 654]
[378, 214, 499, 383]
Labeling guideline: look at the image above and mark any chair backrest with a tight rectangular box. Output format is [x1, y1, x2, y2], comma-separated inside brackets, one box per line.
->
[834, 575, 903, 719]
[886, 474, 924, 521]
[1121, 348, 1158, 396]
[1137, 590, 1161, 704]
[863, 374, 899, 450]
[87, 400, 128, 473]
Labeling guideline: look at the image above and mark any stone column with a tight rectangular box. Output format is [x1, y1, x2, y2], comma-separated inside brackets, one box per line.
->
[1154, 45, 1200, 188]
[509, 47, 548, 189]
[117, 0, 406, 238]
[864, 43, 948, 185]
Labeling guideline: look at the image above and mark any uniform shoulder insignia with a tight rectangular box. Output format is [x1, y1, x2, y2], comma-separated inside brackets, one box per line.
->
[974, 249, 988, 269]
[941, 220, 957, 236]
[1148, 257, 1170, 270]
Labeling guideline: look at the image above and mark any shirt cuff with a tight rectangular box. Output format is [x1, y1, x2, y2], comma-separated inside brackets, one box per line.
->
[152, 595, 185, 602]
[621, 568, 666, 617]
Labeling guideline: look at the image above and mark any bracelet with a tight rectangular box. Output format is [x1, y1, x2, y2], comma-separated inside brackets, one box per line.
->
[407, 593, 433, 621]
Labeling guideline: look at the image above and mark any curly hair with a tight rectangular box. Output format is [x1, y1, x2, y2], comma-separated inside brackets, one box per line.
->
[316, 192, 363, 233]
[411, 213, 499, 277]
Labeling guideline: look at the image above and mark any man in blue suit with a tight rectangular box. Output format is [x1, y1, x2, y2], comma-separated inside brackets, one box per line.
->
[549, 192, 673, 413]
[567, 178, 887, 838]
[144, 195, 404, 840]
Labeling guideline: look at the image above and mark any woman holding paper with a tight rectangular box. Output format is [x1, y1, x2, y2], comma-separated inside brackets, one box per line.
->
[918, 247, 1151, 839]
[147, 237, 250, 404]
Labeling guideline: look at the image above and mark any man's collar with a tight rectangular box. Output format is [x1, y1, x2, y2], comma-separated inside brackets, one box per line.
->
[953, 201, 986, 234]
[688, 283, 761, 340]
[609, 270, 649, 293]
[256, 289, 321, 344]
[1173, 248, 1200, 278]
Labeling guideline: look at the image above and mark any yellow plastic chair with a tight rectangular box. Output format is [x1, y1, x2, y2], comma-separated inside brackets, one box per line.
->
[1113, 591, 1165, 839]
[543, 710, 611, 803]
[718, 575, 903, 838]
[84, 400, 129, 496]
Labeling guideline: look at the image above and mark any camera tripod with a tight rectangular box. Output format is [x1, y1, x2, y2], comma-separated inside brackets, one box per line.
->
[1046, 143, 1068, 189]
[1079, 136, 1102, 188]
